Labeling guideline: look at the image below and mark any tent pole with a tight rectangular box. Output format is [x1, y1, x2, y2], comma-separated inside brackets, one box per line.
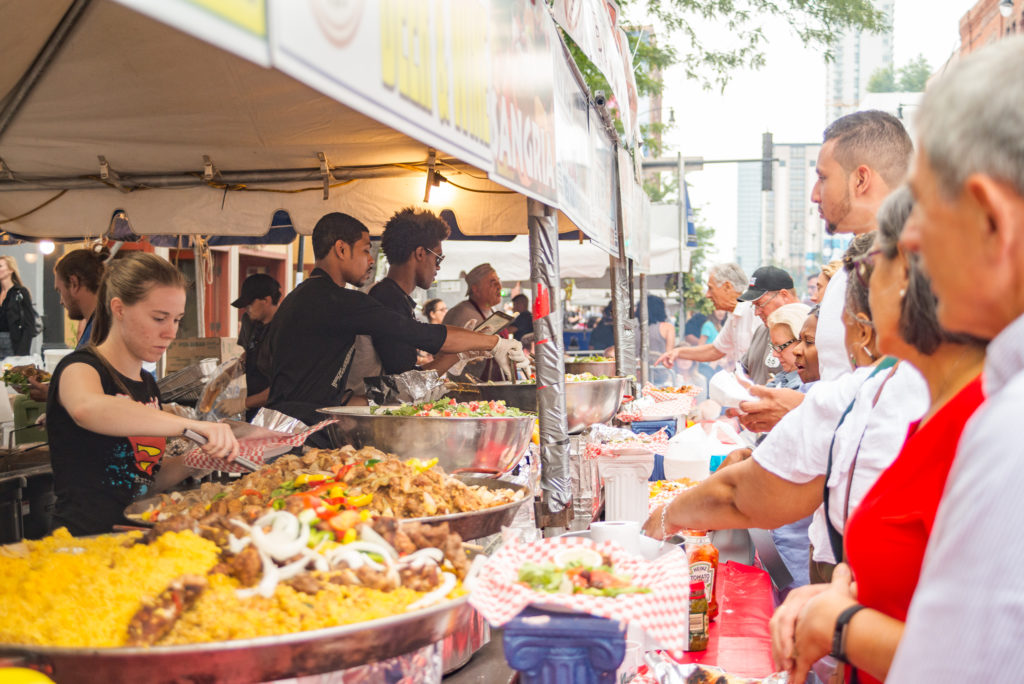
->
[0, 0, 92, 144]
[527, 197, 572, 535]
[638, 274, 649, 387]
[610, 152, 636, 385]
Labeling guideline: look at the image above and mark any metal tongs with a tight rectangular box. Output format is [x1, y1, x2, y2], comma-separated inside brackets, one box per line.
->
[181, 427, 262, 472]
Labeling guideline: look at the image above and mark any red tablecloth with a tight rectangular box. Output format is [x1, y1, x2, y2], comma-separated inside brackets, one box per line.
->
[648, 560, 776, 679]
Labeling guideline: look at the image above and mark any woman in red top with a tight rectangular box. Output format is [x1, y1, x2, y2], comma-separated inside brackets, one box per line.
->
[770, 186, 987, 684]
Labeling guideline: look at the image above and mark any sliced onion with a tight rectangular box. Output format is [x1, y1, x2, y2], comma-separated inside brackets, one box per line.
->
[226, 533, 251, 555]
[325, 547, 369, 570]
[277, 555, 314, 581]
[250, 511, 309, 561]
[357, 525, 399, 560]
[407, 572, 457, 612]
[399, 548, 444, 568]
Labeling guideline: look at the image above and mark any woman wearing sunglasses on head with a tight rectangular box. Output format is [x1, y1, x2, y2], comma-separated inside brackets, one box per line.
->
[769, 186, 988, 684]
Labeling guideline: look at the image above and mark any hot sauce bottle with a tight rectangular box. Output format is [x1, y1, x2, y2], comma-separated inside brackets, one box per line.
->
[685, 531, 719, 619]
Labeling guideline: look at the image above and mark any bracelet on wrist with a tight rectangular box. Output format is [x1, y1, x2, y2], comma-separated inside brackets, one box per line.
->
[830, 603, 867, 663]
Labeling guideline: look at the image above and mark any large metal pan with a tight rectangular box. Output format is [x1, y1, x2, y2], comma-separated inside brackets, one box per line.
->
[447, 377, 627, 433]
[124, 476, 529, 541]
[0, 589, 474, 683]
[564, 359, 617, 376]
[318, 406, 533, 476]
[405, 476, 530, 540]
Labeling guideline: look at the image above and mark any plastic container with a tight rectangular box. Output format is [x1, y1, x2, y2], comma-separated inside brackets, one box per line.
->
[43, 348, 74, 373]
[503, 606, 626, 683]
[596, 447, 654, 524]
[663, 438, 710, 481]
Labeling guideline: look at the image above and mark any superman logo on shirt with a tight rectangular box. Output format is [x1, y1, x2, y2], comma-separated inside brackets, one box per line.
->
[128, 436, 165, 475]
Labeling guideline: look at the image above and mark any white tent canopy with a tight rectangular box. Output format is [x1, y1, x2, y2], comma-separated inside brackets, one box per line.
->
[0, 0, 591, 241]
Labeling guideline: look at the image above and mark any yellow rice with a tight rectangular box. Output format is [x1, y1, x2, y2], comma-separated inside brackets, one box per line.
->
[161, 574, 464, 645]
[0, 528, 464, 648]
[0, 528, 221, 647]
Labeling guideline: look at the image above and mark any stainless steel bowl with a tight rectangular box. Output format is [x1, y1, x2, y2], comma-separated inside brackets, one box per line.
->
[564, 360, 617, 376]
[447, 377, 626, 434]
[318, 407, 533, 476]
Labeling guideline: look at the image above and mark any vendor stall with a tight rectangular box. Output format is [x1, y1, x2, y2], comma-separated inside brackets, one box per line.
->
[0, 2, 746, 681]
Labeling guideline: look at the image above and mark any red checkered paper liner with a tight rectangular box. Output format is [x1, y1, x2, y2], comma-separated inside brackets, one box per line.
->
[641, 386, 699, 418]
[182, 419, 338, 472]
[468, 536, 692, 651]
[583, 430, 670, 459]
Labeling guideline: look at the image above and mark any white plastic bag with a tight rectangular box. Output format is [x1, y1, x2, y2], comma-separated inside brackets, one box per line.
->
[708, 370, 756, 408]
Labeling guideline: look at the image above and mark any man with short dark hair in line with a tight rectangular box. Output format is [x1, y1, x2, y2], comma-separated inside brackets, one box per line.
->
[266, 212, 527, 429]
[231, 273, 281, 420]
[369, 207, 459, 375]
[737, 110, 913, 432]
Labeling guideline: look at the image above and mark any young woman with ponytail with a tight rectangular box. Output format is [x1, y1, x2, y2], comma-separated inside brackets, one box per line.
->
[45, 252, 238, 536]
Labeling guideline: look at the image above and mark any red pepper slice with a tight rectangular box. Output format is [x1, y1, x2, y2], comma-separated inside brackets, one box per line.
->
[240, 489, 262, 498]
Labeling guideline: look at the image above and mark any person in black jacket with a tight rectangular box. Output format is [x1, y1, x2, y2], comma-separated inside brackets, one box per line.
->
[0, 255, 39, 358]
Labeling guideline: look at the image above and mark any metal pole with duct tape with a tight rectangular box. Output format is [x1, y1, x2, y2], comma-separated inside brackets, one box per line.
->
[527, 198, 572, 532]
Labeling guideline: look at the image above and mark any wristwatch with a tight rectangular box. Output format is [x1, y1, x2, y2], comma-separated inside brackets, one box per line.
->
[830, 604, 867, 663]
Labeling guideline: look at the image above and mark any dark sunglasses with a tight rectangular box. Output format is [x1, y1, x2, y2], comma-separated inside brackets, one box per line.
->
[425, 247, 445, 268]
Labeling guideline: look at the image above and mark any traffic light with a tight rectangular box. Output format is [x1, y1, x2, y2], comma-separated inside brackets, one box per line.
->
[761, 132, 773, 192]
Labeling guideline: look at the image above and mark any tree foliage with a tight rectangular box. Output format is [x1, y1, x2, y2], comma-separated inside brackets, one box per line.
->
[621, 0, 886, 93]
[866, 54, 932, 93]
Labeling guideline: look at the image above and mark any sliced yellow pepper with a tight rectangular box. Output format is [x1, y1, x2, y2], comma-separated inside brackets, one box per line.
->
[347, 493, 373, 508]
[327, 485, 346, 500]
[341, 528, 358, 544]
[359, 510, 371, 522]
[294, 473, 328, 486]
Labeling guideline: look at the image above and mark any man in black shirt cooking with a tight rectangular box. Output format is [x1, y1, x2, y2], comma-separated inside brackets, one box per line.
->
[368, 207, 460, 375]
[266, 212, 528, 426]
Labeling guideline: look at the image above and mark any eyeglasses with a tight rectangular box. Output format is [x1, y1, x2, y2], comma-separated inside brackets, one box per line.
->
[769, 338, 798, 353]
[753, 290, 781, 310]
[425, 247, 445, 268]
[849, 248, 882, 289]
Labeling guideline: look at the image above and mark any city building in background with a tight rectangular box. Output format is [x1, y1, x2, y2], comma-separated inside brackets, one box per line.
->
[960, 0, 1022, 55]
[735, 162, 762, 276]
[825, 0, 895, 122]
[735, 143, 827, 294]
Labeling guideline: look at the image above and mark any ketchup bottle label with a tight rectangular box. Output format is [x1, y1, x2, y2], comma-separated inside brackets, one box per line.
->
[691, 562, 714, 603]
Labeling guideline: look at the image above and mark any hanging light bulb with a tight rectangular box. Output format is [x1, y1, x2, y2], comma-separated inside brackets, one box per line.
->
[999, 0, 1013, 18]
[38, 240, 55, 255]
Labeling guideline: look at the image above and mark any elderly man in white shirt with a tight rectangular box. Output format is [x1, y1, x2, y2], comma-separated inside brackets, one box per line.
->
[886, 37, 1024, 681]
[657, 263, 760, 371]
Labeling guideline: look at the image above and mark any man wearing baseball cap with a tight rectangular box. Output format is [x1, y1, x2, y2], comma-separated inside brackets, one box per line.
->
[232, 273, 282, 420]
[736, 266, 800, 386]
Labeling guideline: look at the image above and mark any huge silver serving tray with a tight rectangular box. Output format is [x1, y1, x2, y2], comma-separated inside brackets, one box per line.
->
[0, 588, 474, 683]
[404, 476, 530, 541]
[447, 377, 627, 434]
[124, 477, 529, 542]
[318, 406, 533, 476]
[564, 359, 617, 376]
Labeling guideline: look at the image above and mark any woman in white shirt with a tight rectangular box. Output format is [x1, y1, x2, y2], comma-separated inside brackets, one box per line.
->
[642, 213, 929, 581]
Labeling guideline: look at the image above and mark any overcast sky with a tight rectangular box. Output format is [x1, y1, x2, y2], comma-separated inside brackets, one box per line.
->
[652, 0, 975, 264]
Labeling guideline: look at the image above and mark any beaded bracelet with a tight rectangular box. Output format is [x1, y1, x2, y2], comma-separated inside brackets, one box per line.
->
[660, 504, 670, 539]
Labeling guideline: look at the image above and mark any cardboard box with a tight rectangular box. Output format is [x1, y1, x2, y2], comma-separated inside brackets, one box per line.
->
[164, 337, 243, 374]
